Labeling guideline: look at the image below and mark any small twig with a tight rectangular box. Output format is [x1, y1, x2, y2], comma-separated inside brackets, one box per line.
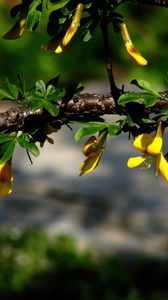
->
[100, 2, 120, 101]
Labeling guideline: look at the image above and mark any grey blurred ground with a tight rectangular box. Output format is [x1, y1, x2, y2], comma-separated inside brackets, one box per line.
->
[1, 82, 168, 257]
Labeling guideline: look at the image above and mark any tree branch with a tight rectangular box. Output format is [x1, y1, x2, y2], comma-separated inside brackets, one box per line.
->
[0, 92, 168, 133]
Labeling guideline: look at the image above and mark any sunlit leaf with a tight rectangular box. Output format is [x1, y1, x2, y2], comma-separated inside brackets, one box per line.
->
[17, 136, 40, 157]
[131, 79, 160, 97]
[0, 140, 16, 164]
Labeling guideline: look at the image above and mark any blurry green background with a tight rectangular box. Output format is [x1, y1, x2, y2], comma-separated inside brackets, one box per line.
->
[0, 1, 168, 299]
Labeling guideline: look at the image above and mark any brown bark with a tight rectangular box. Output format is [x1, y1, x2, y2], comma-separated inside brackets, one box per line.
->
[0, 92, 168, 133]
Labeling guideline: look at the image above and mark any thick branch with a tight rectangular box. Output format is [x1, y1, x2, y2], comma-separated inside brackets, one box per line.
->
[0, 92, 168, 132]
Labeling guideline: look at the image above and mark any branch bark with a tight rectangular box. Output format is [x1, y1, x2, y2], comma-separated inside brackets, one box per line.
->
[0, 92, 168, 133]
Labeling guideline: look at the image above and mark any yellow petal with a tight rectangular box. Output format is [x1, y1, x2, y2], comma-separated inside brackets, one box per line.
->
[80, 130, 107, 175]
[133, 134, 153, 152]
[79, 152, 101, 176]
[155, 153, 168, 181]
[120, 23, 147, 66]
[125, 41, 147, 66]
[0, 181, 13, 196]
[0, 162, 12, 181]
[120, 22, 131, 43]
[82, 136, 97, 156]
[55, 45, 63, 54]
[55, 3, 84, 54]
[155, 121, 163, 138]
[147, 122, 163, 155]
[62, 3, 84, 47]
[127, 155, 147, 168]
[147, 137, 162, 155]
[3, 19, 26, 40]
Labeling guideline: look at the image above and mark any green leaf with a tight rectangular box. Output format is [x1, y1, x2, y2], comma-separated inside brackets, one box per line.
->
[82, 21, 97, 42]
[35, 80, 46, 95]
[142, 118, 155, 124]
[43, 101, 59, 116]
[0, 87, 14, 100]
[26, 0, 42, 31]
[118, 92, 144, 105]
[17, 73, 26, 96]
[0, 133, 14, 144]
[48, 0, 70, 11]
[161, 106, 168, 114]
[107, 124, 121, 136]
[131, 79, 160, 97]
[118, 92, 157, 107]
[0, 140, 16, 163]
[75, 124, 107, 142]
[5, 78, 19, 99]
[26, 9, 41, 31]
[142, 95, 158, 107]
[47, 88, 66, 101]
[46, 85, 56, 96]
[28, 100, 44, 111]
[17, 136, 40, 157]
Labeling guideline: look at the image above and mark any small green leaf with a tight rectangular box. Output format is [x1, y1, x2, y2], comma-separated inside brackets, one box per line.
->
[48, 0, 70, 11]
[0, 133, 14, 144]
[43, 101, 59, 116]
[17, 136, 40, 157]
[35, 80, 46, 95]
[0, 88, 14, 100]
[107, 124, 121, 136]
[82, 21, 97, 42]
[75, 124, 107, 142]
[131, 79, 160, 97]
[142, 118, 155, 124]
[142, 95, 158, 107]
[5, 78, 19, 99]
[47, 88, 66, 101]
[118, 92, 157, 107]
[17, 73, 26, 96]
[0, 140, 16, 163]
[46, 85, 56, 96]
[28, 100, 43, 111]
[26, 0, 41, 31]
[118, 92, 145, 105]
[161, 106, 168, 114]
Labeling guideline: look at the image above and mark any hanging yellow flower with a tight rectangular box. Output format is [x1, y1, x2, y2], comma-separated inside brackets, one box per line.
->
[43, 3, 84, 53]
[120, 22, 147, 66]
[80, 130, 107, 176]
[0, 162, 13, 196]
[3, 19, 26, 40]
[127, 122, 168, 181]
[55, 3, 84, 53]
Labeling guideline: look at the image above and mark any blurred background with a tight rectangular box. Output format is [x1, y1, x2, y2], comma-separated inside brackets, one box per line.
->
[0, 1, 168, 299]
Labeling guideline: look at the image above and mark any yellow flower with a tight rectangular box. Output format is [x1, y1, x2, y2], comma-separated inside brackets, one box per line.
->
[43, 3, 84, 53]
[79, 130, 107, 176]
[120, 22, 147, 66]
[127, 122, 168, 181]
[0, 162, 13, 196]
[3, 19, 26, 40]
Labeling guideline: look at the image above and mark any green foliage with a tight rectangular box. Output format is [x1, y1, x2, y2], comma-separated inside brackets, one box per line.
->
[0, 229, 168, 299]
[16, 135, 40, 157]
[118, 79, 161, 107]
[74, 121, 121, 141]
